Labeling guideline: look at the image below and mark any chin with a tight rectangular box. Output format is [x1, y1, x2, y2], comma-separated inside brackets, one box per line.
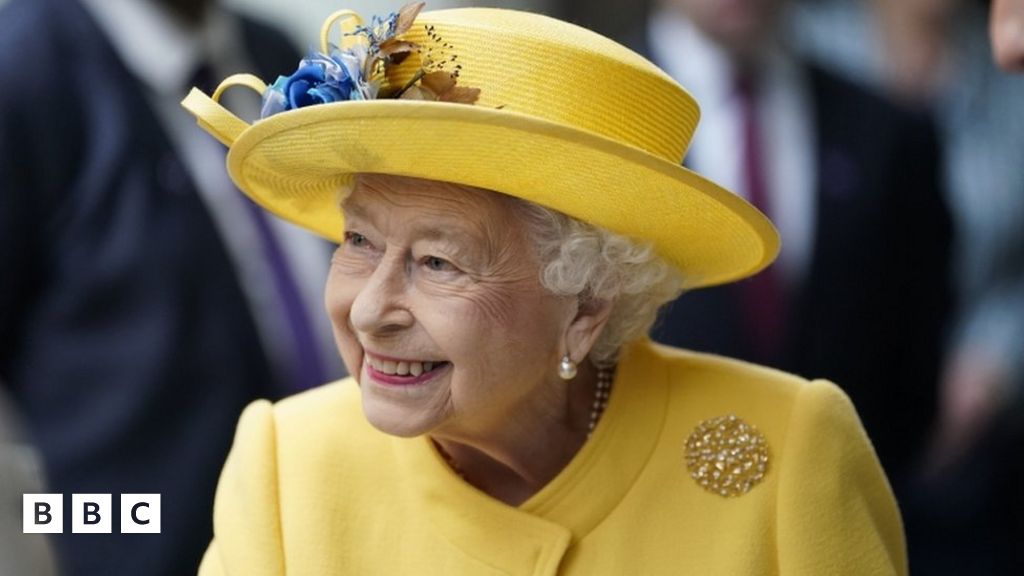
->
[361, 396, 436, 438]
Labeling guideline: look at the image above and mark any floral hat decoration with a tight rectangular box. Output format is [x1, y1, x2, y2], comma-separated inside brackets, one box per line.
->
[259, 3, 480, 117]
[182, 3, 779, 289]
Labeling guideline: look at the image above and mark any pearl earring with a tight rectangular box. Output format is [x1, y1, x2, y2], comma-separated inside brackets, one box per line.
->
[558, 354, 578, 380]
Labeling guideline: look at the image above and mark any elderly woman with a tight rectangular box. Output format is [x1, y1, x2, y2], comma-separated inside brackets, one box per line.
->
[184, 3, 905, 575]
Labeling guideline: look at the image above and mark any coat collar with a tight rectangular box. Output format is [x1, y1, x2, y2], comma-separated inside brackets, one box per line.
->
[391, 340, 670, 572]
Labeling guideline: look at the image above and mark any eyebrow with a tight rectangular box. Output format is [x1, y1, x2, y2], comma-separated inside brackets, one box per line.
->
[340, 198, 372, 223]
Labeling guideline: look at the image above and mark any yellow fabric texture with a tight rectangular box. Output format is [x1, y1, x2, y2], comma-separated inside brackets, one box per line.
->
[199, 340, 906, 575]
[181, 7, 780, 290]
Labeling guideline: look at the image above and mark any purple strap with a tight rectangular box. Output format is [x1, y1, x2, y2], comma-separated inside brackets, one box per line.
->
[244, 200, 327, 390]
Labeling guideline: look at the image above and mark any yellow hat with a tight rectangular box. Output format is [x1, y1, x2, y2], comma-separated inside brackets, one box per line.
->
[182, 4, 779, 289]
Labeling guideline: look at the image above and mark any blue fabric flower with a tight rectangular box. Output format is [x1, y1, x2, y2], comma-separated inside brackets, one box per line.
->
[286, 64, 328, 108]
[260, 57, 361, 118]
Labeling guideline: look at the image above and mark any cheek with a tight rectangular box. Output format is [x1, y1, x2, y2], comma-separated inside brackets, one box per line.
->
[459, 284, 521, 329]
[325, 265, 366, 373]
[441, 282, 566, 366]
[455, 256, 551, 330]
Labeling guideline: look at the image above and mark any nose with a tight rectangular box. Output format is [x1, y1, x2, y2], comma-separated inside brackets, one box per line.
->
[348, 253, 415, 335]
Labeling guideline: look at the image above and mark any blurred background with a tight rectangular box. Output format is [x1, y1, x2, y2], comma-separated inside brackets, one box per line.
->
[2, 0, 1021, 574]
[224, 0, 552, 42]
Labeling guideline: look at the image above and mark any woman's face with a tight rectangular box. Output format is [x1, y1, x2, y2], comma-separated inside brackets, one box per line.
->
[326, 175, 574, 438]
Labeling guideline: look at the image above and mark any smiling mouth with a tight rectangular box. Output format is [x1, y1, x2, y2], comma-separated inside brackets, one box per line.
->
[363, 354, 451, 386]
[364, 355, 448, 376]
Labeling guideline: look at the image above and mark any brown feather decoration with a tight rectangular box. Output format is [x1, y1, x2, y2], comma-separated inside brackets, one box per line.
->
[395, 2, 426, 36]
[419, 71, 481, 104]
[378, 40, 419, 63]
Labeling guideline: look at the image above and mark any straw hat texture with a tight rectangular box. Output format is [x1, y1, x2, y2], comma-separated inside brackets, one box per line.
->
[182, 5, 779, 289]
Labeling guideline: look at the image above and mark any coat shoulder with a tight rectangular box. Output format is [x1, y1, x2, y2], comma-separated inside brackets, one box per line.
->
[642, 342, 865, 462]
[271, 378, 378, 449]
[647, 341, 818, 402]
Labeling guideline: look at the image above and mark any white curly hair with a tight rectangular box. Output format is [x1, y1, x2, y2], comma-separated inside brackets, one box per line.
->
[508, 198, 684, 368]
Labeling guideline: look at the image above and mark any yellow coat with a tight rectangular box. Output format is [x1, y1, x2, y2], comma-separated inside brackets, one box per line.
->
[199, 341, 906, 575]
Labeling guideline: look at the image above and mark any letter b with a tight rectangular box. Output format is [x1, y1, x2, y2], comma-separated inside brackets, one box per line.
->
[84, 502, 101, 525]
[72, 494, 111, 533]
[23, 494, 62, 534]
[36, 502, 52, 525]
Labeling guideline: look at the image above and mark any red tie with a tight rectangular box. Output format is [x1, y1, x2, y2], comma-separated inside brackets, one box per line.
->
[735, 72, 787, 363]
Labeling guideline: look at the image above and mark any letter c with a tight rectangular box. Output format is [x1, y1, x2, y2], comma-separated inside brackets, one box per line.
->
[131, 502, 150, 525]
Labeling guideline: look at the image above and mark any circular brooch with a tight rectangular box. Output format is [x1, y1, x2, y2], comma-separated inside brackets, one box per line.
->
[684, 414, 769, 497]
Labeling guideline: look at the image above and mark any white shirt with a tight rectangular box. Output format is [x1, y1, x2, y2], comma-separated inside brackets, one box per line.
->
[648, 9, 816, 286]
[80, 0, 344, 384]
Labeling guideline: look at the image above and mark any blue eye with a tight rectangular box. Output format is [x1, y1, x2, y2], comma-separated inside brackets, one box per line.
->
[424, 256, 453, 272]
[344, 231, 370, 248]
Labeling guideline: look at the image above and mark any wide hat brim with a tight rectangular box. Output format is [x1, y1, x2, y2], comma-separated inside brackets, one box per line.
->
[212, 97, 778, 290]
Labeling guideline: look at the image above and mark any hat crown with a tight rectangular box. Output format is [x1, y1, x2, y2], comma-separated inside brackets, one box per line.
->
[391, 8, 699, 164]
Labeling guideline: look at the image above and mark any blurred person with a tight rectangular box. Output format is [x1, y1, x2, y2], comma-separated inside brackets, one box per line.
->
[987, 1, 1024, 572]
[642, 0, 952, 499]
[0, 387, 58, 576]
[793, 0, 1024, 571]
[992, 0, 1024, 70]
[184, 4, 905, 574]
[0, 0, 344, 573]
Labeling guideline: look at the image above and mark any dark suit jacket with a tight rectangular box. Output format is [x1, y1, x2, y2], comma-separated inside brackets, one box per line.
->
[651, 64, 953, 489]
[0, 0, 300, 574]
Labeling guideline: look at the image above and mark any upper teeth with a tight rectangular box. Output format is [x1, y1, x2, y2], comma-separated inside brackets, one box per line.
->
[366, 356, 435, 376]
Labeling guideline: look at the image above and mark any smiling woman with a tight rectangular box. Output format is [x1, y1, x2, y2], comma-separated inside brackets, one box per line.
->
[184, 3, 907, 575]
[328, 174, 681, 499]
[332, 176, 581, 453]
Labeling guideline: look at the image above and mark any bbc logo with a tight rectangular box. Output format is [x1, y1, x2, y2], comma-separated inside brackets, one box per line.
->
[23, 494, 161, 534]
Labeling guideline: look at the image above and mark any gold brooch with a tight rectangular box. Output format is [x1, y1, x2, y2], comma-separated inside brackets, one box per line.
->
[684, 414, 769, 497]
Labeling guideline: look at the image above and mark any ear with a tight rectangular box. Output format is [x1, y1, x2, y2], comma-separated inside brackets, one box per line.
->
[563, 298, 614, 365]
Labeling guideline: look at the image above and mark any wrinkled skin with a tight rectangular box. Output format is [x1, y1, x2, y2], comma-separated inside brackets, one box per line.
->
[324, 174, 611, 504]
